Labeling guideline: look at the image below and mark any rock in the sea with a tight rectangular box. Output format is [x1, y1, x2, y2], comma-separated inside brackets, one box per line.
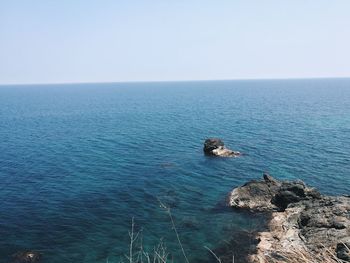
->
[228, 173, 350, 262]
[203, 138, 241, 157]
[10, 251, 41, 263]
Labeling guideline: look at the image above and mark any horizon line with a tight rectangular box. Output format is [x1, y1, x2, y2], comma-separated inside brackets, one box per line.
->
[1, 76, 350, 86]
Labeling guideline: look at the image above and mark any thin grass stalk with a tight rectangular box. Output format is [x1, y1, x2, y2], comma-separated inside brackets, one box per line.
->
[158, 199, 190, 263]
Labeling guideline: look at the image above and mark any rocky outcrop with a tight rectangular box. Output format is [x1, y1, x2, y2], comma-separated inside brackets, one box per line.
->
[228, 174, 350, 262]
[203, 138, 241, 157]
[10, 251, 41, 263]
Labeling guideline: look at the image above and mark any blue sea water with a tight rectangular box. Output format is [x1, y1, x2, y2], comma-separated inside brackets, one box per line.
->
[0, 79, 349, 262]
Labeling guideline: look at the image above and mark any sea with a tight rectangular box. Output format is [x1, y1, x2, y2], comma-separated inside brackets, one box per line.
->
[0, 79, 349, 262]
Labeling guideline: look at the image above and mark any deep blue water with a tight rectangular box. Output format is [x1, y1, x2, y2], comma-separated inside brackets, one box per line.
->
[0, 79, 349, 262]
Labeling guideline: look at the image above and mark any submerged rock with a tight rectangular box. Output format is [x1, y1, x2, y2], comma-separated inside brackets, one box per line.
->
[209, 230, 261, 263]
[203, 138, 241, 157]
[10, 251, 41, 263]
[228, 174, 350, 262]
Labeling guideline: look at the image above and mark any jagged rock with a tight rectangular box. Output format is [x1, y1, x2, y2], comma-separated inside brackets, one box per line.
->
[229, 173, 281, 211]
[272, 181, 321, 211]
[203, 138, 224, 153]
[10, 251, 41, 263]
[228, 174, 350, 262]
[203, 138, 241, 157]
[229, 174, 321, 212]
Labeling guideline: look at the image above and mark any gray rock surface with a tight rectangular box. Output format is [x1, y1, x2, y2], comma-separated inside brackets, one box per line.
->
[228, 173, 350, 262]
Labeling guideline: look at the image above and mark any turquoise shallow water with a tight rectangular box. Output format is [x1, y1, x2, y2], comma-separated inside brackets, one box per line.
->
[0, 79, 349, 262]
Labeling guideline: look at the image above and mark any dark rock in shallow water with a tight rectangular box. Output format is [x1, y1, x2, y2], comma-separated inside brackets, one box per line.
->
[10, 251, 41, 263]
[228, 173, 350, 262]
[210, 230, 260, 263]
[203, 138, 241, 157]
[180, 216, 200, 230]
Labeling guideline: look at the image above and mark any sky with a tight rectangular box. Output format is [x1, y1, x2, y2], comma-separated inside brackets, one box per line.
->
[0, 0, 350, 84]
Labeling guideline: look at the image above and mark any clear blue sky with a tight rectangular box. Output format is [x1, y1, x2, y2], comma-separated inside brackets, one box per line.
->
[1, 1, 350, 84]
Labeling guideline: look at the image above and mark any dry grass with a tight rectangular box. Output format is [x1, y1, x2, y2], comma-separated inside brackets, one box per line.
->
[115, 201, 235, 263]
[113, 205, 349, 263]
[119, 217, 172, 263]
[264, 245, 349, 263]
[158, 199, 189, 263]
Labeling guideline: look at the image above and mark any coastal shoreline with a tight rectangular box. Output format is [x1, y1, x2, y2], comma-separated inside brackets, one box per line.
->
[228, 173, 350, 262]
